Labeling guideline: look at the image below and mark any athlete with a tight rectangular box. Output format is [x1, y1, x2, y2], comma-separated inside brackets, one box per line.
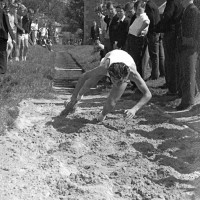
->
[60, 49, 152, 122]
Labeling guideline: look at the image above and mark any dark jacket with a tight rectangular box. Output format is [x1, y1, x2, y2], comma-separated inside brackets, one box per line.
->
[181, 4, 200, 51]
[22, 14, 32, 34]
[116, 17, 130, 49]
[130, 14, 136, 26]
[16, 14, 24, 35]
[104, 14, 119, 45]
[0, 8, 15, 40]
[145, 0, 160, 35]
[155, 0, 183, 33]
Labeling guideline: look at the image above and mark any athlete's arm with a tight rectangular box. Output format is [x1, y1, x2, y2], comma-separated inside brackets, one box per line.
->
[70, 63, 108, 102]
[125, 68, 152, 119]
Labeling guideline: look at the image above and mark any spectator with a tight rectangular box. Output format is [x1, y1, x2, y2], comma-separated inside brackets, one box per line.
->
[90, 20, 100, 44]
[95, 5, 107, 59]
[15, 3, 25, 61]
[176, 0, 200, 110]
[155, 0, 183, 94]
[96, 5, 107, 44]
[0, 0, 15, 76]
[142, 0, 160, 80]
[31, 18, 38, 45]
[127, 1, 150, 78]
[7, 2, 18, 62]
[114, 4, 130, 50]
[104, 2, 119, 53]
[39, 23, 48, 46]
[124, 2, 136, 25]
[22, 8, 34, 61]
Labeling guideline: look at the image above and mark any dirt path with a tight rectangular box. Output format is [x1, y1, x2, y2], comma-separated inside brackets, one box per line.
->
[1, 51, 200, 200]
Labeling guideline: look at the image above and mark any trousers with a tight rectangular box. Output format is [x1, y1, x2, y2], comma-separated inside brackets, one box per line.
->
[0, 38, 8, 74]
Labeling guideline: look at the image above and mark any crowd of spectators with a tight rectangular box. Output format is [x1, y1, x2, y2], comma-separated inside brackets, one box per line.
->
[0, 0, 54, 75]
[93, 0, 200, 111]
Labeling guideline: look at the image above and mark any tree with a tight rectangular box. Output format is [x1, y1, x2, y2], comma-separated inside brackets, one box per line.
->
[64, 0, 84, 33]
[21, 0, 67, 24]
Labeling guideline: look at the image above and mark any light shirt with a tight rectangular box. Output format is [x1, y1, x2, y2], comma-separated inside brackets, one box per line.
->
[128, 13, 150, 36]
[8, 13, 16, 32]
[100, 49, 137, 74]
[40, 27, 48, 37]
[119, 15, 126, 22]
[31, 22, 38, 31]
[100, 15, 107, 33]
[8, 13, 16, 42]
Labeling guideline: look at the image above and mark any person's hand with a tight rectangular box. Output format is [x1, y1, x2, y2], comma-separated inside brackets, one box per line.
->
[59, 100, 77, 116]
[96, 113, 106, 122]
[124, 109, 136, 120]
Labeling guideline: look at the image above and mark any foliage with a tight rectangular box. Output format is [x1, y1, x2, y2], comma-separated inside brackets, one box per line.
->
[21, 0, 67, 24]
[64, 0, 84, 33]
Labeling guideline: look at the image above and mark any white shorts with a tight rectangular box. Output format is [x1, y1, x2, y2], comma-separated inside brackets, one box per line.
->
[18, 33, 29, 40]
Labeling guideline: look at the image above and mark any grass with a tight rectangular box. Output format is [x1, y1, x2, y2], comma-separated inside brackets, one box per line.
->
[0, 44, 56, 133]
[68, 45, 100, 71]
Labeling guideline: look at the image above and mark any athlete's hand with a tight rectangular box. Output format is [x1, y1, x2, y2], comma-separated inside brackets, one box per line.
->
[96, 113, 106, 122]
[60, 100, 77, 116]
[124, 109, 136, 120]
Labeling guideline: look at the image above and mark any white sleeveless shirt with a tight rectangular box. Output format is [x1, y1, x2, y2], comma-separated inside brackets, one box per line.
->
[100, 49, 137, 73]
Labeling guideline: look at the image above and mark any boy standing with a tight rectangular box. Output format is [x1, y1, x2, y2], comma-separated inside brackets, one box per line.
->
[127, 1, 150, 78]
[0, 0, 15, 75]
[176, 0, 200, 110]
[114, 4, 130, 50]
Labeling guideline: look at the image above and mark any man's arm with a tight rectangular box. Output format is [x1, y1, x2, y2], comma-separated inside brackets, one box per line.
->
[137, 20, 149, 36]
[4, 12, 15, 41]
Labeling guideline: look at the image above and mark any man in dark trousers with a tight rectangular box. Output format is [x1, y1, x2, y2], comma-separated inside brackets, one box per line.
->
[142, 0, 160, 80]
[114, 4, 130, 50]
[104, 2, 119, 52]
[176, 0, 200, 110]
[0, 0, 15, 76]
[155, 0, 183, 95]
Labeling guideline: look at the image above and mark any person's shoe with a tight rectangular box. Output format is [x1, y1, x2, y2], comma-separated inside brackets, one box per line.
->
[15, 57, 19, 61]
[176, 104, 193, 111]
